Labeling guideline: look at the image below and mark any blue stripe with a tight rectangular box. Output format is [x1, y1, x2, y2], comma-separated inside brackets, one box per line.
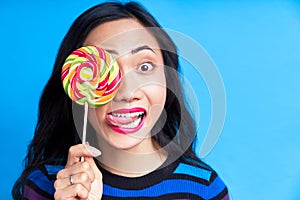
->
[174, 163, 212, 181]
[103, 178, 226, 199]
[27, 170, 55, 195]
[207, 176, 227, 199]
[44, 165, 64, 175]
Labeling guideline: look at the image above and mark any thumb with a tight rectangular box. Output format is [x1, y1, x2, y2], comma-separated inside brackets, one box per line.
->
[84, 145, 102, 157]
[84, 156, 103, 181]
[83, 146, 104, 200]
[83, 145, 102, 178]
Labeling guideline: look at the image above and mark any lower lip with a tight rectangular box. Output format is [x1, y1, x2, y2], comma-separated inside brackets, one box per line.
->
[108, 115, 146, 134]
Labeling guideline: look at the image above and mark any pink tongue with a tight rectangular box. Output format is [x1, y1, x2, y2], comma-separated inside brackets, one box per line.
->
[106, 114, 140, 126]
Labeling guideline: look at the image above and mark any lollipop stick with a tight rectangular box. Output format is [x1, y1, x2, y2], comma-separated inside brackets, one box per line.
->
[82, 102, 88, 144]
[80, 102, 88, 162]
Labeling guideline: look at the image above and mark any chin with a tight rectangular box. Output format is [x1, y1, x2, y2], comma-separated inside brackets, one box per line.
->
[97, 124, 151, 151]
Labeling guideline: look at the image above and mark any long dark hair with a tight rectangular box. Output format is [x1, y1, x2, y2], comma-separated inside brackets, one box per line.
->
[12, 1, 206, 199]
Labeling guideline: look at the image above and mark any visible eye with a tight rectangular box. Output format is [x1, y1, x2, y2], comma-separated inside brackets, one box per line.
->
[137, 62, 154, 73]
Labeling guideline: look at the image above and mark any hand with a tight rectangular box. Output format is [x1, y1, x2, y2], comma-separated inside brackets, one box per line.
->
[54, 144, 103, 200]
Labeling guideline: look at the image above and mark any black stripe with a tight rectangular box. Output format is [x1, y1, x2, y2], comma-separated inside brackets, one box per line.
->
[209, 170, 218, 183]
[167, 174, 211, 186]
[40, 165, 58, 180]
[102, 193, 205, 200]
[157, 193, 205, 200]
[181, 157, 213, 171]
[39, 165, 50, 177]
[49, 174, 58, 180]
[99, 158, 181, 190]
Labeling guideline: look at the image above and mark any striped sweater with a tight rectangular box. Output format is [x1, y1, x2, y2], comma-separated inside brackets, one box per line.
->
[23, 158, 229, 200]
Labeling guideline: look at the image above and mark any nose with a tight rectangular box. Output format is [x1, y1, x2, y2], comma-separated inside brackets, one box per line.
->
[113, 63, 143, 103]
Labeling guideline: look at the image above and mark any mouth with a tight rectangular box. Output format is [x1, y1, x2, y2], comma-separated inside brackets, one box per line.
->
[106, 107, 146, 134]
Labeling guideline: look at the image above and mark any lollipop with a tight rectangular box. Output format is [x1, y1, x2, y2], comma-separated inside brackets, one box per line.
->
[62, 45, 121, 107]
[61, 46, 121, 147]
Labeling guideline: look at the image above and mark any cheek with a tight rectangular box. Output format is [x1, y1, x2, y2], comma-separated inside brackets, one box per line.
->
[143, 83, 166, 122]
[88, 105, 108, 132]
[145, 84, 166, 105]
[141, 69, 166, 107]
[142, 84, 166, 136]
[145, 69, 166, 109]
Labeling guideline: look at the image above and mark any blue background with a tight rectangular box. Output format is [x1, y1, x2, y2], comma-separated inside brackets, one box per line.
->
[1, 0, 300, 199]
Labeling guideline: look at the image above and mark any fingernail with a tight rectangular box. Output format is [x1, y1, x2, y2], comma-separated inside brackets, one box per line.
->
[84, 145, 101, 157]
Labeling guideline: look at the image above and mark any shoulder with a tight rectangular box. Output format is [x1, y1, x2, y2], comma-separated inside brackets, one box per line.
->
[172, 157, 230, 199]
[23, 164, 64, 199]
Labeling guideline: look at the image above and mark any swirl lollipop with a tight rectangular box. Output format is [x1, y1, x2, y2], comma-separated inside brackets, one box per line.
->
[62, 45, 121, 146]
[62, 45, 121, 107]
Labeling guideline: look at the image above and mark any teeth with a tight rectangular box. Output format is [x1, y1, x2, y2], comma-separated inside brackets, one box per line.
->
[109, 111, 145, 129]
[111, 112, 144, 118]
[119, 117, 142, 129]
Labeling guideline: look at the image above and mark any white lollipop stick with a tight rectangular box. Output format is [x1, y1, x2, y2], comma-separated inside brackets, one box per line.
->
[82, 101, 88, 144]
[80, 102, 88, 162]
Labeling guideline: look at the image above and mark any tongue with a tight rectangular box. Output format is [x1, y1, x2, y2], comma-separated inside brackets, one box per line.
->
[106, 114, 140, 126]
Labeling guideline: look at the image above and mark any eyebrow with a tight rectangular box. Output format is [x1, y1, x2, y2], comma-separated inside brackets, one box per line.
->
[105, 49, 119, 55]
[105, 45, 156, 55]
[131, 45, 156, 55]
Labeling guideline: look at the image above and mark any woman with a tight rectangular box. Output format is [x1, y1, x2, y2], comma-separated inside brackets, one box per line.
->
[12, 2, 229, 199]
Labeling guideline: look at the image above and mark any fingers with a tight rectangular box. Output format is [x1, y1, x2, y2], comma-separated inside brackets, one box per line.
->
[66, 144, 101, 167]
[57, 161, 95, 181]
[54, 144, 102, 199]
[54, 183, 89, 200]
[55, 162, 94, 190]
[54, 173, 91, 191]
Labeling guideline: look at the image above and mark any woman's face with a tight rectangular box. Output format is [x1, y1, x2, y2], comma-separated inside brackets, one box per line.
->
[85, 19, 166, 152]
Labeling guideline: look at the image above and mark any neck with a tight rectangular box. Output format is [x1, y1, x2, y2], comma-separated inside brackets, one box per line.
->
[97, 139, 167, 177]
